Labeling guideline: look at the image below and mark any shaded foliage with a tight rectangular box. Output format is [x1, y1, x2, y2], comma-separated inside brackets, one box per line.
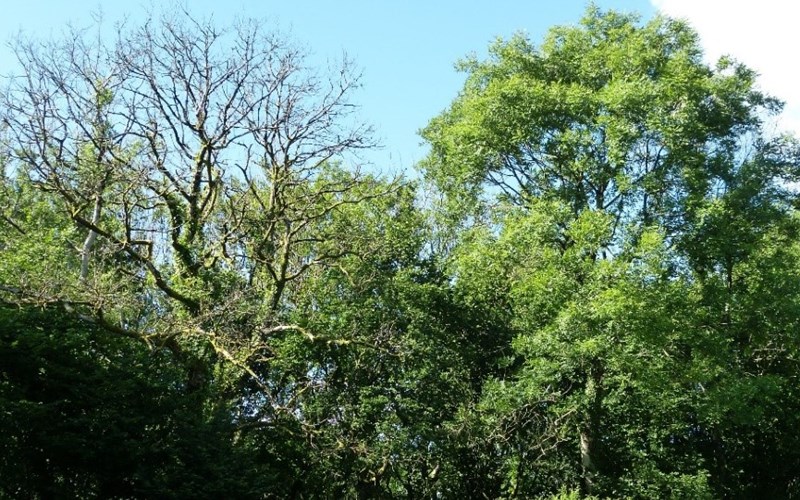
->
[0, 307, 279, 499]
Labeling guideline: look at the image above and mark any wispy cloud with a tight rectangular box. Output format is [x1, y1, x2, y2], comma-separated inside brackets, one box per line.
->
[652, 0, 800, 136]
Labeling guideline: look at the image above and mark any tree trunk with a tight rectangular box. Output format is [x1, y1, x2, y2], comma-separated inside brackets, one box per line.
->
[580, 361, 604, 496]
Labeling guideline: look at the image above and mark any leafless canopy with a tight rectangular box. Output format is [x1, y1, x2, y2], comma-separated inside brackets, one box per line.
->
[0, 10, 392, 394]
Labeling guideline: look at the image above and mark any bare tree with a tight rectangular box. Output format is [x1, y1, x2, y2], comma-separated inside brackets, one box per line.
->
[0, 10, 395, 399]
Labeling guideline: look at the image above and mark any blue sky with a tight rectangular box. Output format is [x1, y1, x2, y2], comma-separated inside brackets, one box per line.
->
[0, 1, 659, 172]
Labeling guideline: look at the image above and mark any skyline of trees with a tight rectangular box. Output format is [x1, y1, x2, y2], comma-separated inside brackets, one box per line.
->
[2, 6, 800, 499]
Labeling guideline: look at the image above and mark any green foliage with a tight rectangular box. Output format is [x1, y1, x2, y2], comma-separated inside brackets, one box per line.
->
[420, 5, 800, 499]
[2, 5, 800, 499]
[0, 307, 279, 499]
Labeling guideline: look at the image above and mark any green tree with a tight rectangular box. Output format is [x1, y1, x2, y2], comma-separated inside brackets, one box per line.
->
[422, 7, 800, 497]
[244, 183, 479, 498]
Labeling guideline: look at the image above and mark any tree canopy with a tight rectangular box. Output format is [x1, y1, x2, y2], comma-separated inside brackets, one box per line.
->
[2, 6, 800, 499]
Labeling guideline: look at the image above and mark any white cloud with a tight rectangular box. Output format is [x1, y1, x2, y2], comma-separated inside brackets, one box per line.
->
[651, 0, 800, 136]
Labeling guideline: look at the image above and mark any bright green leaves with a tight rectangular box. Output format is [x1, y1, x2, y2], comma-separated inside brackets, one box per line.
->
[421, 7, 777, 253]
[421, 6, 800, 496]
[0, 176, 80, 299]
